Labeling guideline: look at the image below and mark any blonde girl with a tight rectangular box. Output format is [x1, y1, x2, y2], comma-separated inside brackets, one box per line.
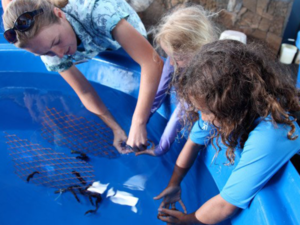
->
[136, 5, 218, 156]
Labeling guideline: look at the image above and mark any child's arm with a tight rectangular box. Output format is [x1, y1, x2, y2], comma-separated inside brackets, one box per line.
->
[158, 194, 237, 225]
[59, 65, 127, 153]
[112, 19, 163, 151]
[136, 105, 182, 156]
[156, 139, 237, 225]
[154, 139, 202, 211]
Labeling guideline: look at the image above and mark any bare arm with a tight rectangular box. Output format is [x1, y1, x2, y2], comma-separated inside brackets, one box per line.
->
[157, 139, 238, 225]
[168, 138, 203, 186]
[194, 194, 238, 224]
[59, 65, 127, 152]
[155, 138, 202, 213]
[112, 19, 163, 150]
[159, 194, 237, 224]
[176, 138, 202, 171]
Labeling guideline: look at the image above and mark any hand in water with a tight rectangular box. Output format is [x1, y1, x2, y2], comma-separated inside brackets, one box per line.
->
[154, 186, 187, 216]
[112, 128, 128, 154]
[123, 139, 155, 156]
[127, 123, 148, 152]
[135, 141, 158, 156]
[157, 208, 191, 225]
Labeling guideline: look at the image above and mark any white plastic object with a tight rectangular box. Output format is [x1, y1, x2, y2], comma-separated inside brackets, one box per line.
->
[219, 30, 247, 44]
[279, 44, 298, 64]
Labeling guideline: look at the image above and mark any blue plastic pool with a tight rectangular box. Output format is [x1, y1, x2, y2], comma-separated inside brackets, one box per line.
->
[1, 6, 300, 224]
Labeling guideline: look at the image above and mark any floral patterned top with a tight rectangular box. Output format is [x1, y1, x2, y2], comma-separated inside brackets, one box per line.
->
[41, 0, 146, 72]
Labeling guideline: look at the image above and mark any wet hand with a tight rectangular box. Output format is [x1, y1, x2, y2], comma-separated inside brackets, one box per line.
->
[127, 122, 148, 152]
[154, 186, 187, 214]
[158, 208, 190, 225]
[135, 140, 156, 156]
[112, 128, 129, 154]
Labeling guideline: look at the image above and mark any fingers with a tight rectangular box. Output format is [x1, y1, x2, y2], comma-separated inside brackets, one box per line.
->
[133, 146, 143, 152]
[158, 208, 181, 218]
[178, 200, 187, 214]
[158, 202, 170, 217]
[171, 203, 176, 210]
[113, 141, 130, 154]
[135, 151, 149, 156]
[112, 131, 128, 154]
[124, 144, 146, 153]
[158, 208, 182, 223]
[158, 200, 166, 209]
[124, 144, 134, 152]
[153, 190, 166, 200]
[126, 137, 148, 150]
[135, 150, 156, 157]
[113, 144, 126, 154]
[135, 140, 157, 156]
[127, 139, 155, 152]
[158, 216, 177, 223]
[115, 140, 156, 155]
[121, 149, 134, 154]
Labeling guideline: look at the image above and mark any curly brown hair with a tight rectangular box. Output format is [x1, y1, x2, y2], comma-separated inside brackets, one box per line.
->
[176, 40, 300, 164]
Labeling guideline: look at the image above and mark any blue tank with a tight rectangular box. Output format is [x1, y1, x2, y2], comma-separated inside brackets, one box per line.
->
[0, 5, 299, 225]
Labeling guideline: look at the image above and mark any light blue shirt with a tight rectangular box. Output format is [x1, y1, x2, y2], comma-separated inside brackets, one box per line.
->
[189, 111, 214, 146]
[41, 0, 146, 72]
[190, 116, 300, 209]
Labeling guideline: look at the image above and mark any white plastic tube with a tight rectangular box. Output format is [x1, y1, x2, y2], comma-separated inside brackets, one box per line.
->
[279, 44, 298, 64]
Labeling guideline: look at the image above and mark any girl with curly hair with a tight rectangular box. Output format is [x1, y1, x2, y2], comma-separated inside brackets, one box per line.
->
[155, 40, 300, 224]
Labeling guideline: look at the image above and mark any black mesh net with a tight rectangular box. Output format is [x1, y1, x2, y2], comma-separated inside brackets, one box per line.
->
[5, 133, 95, 190]
[41, 107, 119, 158]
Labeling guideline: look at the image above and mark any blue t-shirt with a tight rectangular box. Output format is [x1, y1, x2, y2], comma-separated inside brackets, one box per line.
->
[190, 116, 300, 209]
[41, 0, 146, 72]
[190, 111, 214, 146]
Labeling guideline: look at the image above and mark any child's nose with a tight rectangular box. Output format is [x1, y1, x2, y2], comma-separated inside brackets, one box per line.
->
[52, 46, 64, 58]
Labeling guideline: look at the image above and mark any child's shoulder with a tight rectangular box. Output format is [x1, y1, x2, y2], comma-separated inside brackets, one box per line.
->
[245, 117, 300, 153]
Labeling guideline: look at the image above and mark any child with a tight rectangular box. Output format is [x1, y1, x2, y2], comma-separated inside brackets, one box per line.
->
[155, 40, 300, 224]
[135, 5, 218, 156]
[3, 0, 163, 153]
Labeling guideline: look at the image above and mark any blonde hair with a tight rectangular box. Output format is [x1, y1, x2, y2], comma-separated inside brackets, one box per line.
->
[154, 5, 218, 59]
[3, 0, 68, 48]
[47, 0, 68, 8]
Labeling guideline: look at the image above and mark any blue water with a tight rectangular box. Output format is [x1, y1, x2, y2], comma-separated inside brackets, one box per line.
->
[0, 72, 219, 225]
[0, 61, 299, 225]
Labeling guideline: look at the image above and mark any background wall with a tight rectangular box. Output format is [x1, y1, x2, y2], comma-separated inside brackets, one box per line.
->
[137, 0, 295, 55]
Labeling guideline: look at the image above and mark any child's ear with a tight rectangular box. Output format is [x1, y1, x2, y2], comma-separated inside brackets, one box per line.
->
[53, 7, 66, 19]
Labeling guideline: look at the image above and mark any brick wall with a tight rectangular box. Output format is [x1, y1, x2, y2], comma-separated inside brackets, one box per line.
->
[138, 0, 294, 54]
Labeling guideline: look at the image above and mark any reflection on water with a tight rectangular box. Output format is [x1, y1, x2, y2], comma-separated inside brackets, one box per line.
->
[88, 181, 139, 213]
[1, 87, 119, 158]
[0, 87, 79, 124]
[123, 175, 147, 191]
